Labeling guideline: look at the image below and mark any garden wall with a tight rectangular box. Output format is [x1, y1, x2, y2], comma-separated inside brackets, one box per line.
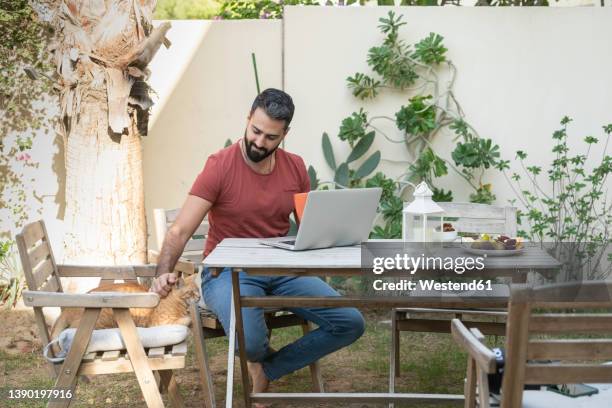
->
[281, 6, 612, 206]
[5, 7, 612, 255]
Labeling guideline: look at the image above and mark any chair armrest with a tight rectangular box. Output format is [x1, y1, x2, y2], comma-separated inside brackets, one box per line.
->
[147, 250, 196, 276]
[22, 290, 160, 308]
[57, 264, 157, 279]
[451, 319, 496, 374]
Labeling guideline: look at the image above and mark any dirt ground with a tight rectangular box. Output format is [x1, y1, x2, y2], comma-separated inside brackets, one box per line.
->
[0, 307, 42, 355]
[0, 307, 466, 407]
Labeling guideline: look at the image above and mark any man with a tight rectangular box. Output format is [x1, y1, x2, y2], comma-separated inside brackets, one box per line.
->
[152, 89, 365, 399]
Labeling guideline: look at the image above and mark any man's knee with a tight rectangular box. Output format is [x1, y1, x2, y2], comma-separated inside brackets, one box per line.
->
[335, 308, 366, 342]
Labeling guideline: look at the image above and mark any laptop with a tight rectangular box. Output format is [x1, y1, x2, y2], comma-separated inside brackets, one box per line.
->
[259, 187, 382, 251]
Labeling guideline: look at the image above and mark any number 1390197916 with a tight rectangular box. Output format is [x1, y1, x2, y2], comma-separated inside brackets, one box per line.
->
[7, 389, 73, 400]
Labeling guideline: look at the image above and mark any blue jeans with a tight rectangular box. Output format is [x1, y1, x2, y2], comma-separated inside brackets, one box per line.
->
[201, 267, 365, 381]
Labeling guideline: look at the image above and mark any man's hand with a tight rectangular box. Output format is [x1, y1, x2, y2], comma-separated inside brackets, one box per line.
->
[151, 272, 178, 297]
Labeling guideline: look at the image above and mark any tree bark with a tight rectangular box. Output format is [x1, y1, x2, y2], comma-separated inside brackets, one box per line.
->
[51, 1, 169, 292]
[63, 97, 146, 266]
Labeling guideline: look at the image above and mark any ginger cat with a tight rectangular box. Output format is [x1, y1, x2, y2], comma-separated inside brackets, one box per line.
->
[50, 274, 200, 340]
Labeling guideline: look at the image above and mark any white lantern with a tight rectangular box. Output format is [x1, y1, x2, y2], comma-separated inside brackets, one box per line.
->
[402, 182, 444, 242]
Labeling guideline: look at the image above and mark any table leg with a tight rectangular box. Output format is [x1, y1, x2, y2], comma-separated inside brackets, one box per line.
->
[232, 268, 252, 407]
[389, 308, 398, 408]
[226, 289, 236, 408]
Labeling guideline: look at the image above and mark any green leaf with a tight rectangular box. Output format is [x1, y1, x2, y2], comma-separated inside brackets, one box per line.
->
[338, 109, 368, 145]
[396, 95, 436, 135]
[224, 138, 232, 148]
[346, 73, 381, 100]
[412, 32, 447, 65]
[322, 132, 336, 170]
[347, 131, 375, 163]
[334, 162, 349, 187]
[432, 187, 453, 202]
[354, 151, 381, 179]
[307, 165, 319, 190]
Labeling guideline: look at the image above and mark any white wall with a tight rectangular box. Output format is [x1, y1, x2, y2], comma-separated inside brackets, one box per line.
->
[0, 97, 65, 260]
[283, 6, 612, 206]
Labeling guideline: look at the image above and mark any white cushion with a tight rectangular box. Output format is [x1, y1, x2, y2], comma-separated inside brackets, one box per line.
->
[522, 387, 611, 408]
[44, 325, 189, 363]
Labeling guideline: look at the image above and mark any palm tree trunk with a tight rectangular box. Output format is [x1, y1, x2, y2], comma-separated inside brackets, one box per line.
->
[51, 1, 170, 292]
[63, 97, 146, 265]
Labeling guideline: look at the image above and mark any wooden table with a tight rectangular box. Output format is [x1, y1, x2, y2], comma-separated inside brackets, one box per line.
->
[202, 238, 561, 407]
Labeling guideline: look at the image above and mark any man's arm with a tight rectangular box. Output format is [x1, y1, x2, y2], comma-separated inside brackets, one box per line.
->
[151, 195, 213, 296]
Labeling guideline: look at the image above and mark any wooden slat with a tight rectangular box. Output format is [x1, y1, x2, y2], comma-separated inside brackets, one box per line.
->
[40, 221, 62, 293]
[57, 264, 157, 279]
[49, 308, 100, 408]
[114, 309, 164, 408]
[21, 221, 45, 248]
[530, 314, 612, 333]
[40, 276, 60, 293]
[398, 319, 506, 335]
[171, 342, 187, 356]
[450, 320, 496, 373]
[184, 239, 205, 252]
[251, 392, 464, 404]
[193, 223, 209, 237]
[453, 221, 507, 234]
[101, 350, 120, 361]
[28, 240, 51, 268]
[163, 208, 181, 223]
[32, 259, 55, 289]
[189, 301, 216, 408]
[267, 313, 306, 330]
[148, 347, 165, 359]
[437, 202, 508, 219]
[22, 291, 160, 308]
[78, 355, 185, 375]
[16, 232, 35, 290]
[527, 339, 612, 360]
[82, 352, 97, 362]
[500, 298, 530, 408]
[400, 307, 507, 317]
[240, 296, 508, 309]
[524, 364, 612, 384]
[204, 241, 561, 270]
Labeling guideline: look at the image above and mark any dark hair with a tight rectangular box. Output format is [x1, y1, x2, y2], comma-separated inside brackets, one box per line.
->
[250, 88, 295, 129]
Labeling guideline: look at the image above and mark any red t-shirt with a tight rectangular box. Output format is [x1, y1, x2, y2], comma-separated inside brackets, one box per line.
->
[189, 142, 310, 258]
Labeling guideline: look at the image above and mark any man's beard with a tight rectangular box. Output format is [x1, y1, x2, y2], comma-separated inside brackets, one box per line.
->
[243, 133, 279, 163]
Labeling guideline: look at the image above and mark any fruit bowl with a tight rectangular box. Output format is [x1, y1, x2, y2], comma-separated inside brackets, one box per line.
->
[462, 234, 525, 256]
[433, 223, 458, 242]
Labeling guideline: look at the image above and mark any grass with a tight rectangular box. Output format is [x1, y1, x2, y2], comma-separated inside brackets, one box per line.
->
[0, 311, 472, 407]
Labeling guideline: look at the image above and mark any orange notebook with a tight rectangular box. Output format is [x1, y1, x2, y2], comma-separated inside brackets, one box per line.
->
[293, 192, 308, 223]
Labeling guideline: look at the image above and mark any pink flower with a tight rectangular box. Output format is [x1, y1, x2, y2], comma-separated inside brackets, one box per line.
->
[16, 153, 32, 162]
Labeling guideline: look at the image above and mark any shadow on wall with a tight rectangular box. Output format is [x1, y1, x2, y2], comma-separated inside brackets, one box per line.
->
[53, 131, 66, 221]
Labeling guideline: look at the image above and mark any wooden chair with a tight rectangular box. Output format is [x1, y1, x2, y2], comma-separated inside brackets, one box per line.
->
[149, 208, 324, 408]
[390, 203, 517, 383]
[17, 220, 186, 408]
[452, 281, 612, 408]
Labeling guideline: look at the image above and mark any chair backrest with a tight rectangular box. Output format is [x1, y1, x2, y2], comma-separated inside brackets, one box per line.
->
[153, 208, 209, 258]
[502, 281, 612, 408]
[15, 220, 63, 360]
[436, 202, 517, 237]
